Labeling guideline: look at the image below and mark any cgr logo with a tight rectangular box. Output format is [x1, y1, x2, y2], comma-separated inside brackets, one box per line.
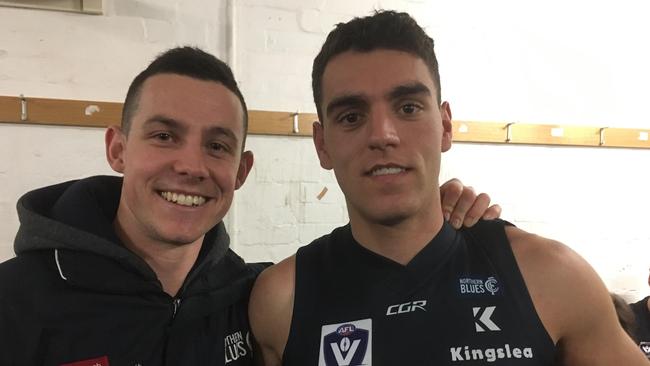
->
[386, 300, 427, 315]
[473, 306, 500, 332]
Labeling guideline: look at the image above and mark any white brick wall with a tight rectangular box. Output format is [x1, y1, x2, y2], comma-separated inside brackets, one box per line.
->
[0, 0, 649, 300]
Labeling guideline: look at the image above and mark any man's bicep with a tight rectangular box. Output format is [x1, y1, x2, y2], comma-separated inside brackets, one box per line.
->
[248, 258, 295, 366]
[555, 256, 650, 365]
[559, 314, 650, 365]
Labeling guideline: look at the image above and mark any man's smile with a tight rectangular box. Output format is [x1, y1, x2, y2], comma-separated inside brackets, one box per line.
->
[159, 191, 208, 207]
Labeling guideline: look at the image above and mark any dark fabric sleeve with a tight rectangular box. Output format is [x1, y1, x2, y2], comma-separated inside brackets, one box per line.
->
[246, 262, 274, 276]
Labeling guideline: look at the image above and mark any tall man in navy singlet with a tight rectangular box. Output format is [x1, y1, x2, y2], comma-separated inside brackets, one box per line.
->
[249, 10, 650, 366]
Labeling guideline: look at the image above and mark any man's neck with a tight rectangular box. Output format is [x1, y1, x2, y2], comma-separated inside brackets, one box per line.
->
[127, 239, 202, 296]
[112, 217, 203, 297]
[349, 209, 445, 266]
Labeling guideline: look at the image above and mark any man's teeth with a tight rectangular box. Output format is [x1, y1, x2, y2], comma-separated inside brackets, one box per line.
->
[160, 191, 206, 207]
[371, 167, 405, 176]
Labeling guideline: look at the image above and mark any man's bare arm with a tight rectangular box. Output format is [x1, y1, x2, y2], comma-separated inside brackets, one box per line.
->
[249, 256, 296, 366]
[507, 227, 650, 365]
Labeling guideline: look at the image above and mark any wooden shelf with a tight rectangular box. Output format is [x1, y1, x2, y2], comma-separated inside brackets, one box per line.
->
[1, 95, 649, 149]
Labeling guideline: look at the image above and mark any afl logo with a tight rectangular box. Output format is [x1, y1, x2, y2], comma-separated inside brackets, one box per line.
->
[485, 277, 499, 295]
[319, 319, 372, 366]
[337, 324, 357, 336]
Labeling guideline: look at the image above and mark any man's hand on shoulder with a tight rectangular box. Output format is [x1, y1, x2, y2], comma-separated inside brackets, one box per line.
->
[506, 226, 650, 365]
[440, 178, 502, 229]
[248, 256, 296, 366]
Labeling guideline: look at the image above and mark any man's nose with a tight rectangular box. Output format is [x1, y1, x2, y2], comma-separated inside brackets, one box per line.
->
[368, 108, 400, 150]
[172, 144, 209, 180]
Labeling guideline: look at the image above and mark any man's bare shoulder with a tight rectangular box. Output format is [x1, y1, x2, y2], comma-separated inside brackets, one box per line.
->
[249, 254, 296, 326]
[253, 255, 296, 297]
[504, 226, 649, 365]
[248, 255, 296, 366]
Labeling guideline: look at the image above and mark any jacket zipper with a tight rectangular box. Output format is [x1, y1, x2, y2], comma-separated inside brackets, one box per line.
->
[171, 298, 182, 319]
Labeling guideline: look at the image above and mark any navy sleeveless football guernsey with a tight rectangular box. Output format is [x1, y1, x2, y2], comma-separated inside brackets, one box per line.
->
[631, 297, 650, 358]
[283, 219, 556, 365]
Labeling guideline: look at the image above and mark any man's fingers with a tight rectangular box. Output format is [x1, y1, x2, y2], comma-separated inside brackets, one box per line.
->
[461, 193, 491, 228]
[440, 179, 501, 228]
[482, 204, 502, 220]
[440, 178, 464, 222]
[448, 186, 476, 229]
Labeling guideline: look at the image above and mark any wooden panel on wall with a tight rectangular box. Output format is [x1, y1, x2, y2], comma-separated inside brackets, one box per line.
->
[451, 121, 507, 143]
[1, 95, 649, 149]
[603, 127, 650, 148]
[0, 96, 122, 127]
[248, 110, 316, 137]
[508, 124, 601, 147]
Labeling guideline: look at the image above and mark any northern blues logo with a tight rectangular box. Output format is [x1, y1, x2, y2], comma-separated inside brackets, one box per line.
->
[224, 330, 251, 363]
[319, 319, 372, 366]
[459, 276, 500, 296]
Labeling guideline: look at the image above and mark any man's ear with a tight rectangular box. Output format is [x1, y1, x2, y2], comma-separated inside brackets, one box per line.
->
[105, 126, 126, 173]
[235, 150, 254, 190]
[312, 121, 333, 170]
[440, 101, 453, 152]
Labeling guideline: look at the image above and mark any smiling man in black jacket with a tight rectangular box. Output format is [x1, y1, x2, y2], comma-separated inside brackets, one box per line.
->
[0, 47, 260, 365]
[0, 46, 495, 365]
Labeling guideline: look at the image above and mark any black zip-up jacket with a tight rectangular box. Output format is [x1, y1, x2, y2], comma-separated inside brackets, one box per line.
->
[0, 176, 266, 366]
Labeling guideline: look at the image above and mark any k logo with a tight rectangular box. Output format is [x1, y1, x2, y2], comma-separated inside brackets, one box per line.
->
[473, 306, 501, 332]
[319, 319, 372, 366]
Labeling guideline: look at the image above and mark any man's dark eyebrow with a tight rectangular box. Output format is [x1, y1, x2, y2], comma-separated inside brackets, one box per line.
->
[143, 115, 186, 132]
[143, 117, 239, 145]
[387, 82, 431, 100]
[325, 94, 367, 118]
[205, 126, 238, 145]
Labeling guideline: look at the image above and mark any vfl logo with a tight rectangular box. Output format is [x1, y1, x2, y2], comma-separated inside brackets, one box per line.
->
[640, 342, 650, 357]
[473, 306, 500, 332]
[386, 300, 427, 315]
[318, 319, 372, 366]
[459, 276, 500, 296]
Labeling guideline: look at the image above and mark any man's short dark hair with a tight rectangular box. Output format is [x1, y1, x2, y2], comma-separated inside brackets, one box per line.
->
[312, 10, 441, 122]
[121, 46, 248, 145]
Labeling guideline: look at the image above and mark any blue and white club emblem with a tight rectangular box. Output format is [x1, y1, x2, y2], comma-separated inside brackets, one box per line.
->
[319, 318, 372, 366]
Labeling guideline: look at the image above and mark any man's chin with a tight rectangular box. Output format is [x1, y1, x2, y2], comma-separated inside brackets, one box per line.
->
[366, 209, 411, 227]
[156, 231, 205, 247]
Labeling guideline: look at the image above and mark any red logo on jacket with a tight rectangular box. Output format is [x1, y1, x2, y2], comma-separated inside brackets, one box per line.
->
[60, 355, 109, 366]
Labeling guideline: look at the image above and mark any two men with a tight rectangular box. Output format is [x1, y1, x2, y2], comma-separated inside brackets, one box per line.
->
[0, 42, 492, 365]
[249, 11, 649, 365]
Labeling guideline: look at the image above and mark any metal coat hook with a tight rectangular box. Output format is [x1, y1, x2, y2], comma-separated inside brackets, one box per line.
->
[291, 111, 299, 134]
[505, 122, 515, 143]
[599, 127, 607, 146]
[20, 94, 27, 121]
